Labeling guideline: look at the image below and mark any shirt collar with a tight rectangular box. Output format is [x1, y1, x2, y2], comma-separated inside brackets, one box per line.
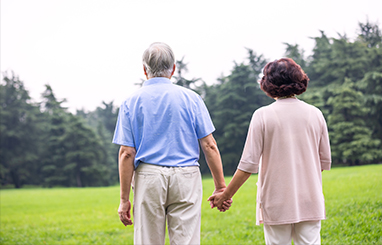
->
[143, 77, 172, 86]
[275, 97, 300, 103]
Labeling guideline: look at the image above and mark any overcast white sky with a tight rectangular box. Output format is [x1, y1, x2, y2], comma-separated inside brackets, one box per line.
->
[1, 0, 381, 112]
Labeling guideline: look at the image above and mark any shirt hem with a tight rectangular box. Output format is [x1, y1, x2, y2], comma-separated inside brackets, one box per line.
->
[197, 128, 216, 139]
[112, 140, 135, 147]
[237, 162, 259, 173]
[260, 216, 326, 226]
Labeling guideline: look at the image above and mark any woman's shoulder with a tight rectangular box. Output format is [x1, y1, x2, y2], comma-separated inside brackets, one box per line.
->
[251, 103, 276, 120]
[298, 100, 324, 114]
[254, 103, 273, 114]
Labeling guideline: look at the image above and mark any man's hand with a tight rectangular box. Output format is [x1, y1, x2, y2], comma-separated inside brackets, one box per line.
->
[118, 146, 135, 226]
[208, 189, 232, 212]
[209, 169, 251, 212]
[118, 200, 133, 226]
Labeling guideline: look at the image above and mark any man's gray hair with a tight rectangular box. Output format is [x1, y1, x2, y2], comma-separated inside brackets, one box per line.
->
[142, 42, 175, 78]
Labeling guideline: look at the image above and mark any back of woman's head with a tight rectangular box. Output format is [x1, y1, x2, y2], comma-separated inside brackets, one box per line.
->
[260, 58, 309, 98]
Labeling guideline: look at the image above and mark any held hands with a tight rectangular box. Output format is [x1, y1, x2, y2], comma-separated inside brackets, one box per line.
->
[118, 200, 133, 226]
[117, 190, 232, 226]
[208, 188, 233, 212]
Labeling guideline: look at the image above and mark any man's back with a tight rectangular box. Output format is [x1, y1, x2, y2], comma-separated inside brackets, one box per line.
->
[113, 42, 228, 245]
[113, 77, 214, 168]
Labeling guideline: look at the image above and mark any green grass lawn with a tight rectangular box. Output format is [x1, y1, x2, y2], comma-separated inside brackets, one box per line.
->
[1, 164, 381, 244]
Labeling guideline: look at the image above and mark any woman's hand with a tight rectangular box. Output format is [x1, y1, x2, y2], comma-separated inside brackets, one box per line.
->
[208, 191, 232, 212]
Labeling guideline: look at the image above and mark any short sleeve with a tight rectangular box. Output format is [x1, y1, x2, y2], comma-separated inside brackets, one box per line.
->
[237, 109, 264, 173]
[112, 102, 135, 147]
[319, 112, 331, 170]
[194, 95, 215, 139]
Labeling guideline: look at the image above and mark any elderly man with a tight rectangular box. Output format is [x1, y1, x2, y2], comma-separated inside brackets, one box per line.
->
[112, 42, 229, 244]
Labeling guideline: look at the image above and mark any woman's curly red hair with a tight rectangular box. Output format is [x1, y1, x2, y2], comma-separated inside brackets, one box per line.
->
[260, 58, 309, 98]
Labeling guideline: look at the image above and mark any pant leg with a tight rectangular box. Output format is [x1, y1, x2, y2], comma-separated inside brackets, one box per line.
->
[166, 166, 202, 245]
[292, 221, 321, 245]
[263, 223, 293, 245]
[133, 164, 167, 245]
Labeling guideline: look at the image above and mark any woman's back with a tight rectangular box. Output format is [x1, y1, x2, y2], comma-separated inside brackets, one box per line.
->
[252, 97, 331, 225]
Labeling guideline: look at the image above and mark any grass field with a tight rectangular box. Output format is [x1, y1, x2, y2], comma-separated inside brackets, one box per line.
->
[1, 164, 381, 244]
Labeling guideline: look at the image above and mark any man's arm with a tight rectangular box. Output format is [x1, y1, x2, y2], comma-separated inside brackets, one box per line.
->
[199, 134, 231, 210]
[118, 145, 136, 226]
[199, 134, 225, 191]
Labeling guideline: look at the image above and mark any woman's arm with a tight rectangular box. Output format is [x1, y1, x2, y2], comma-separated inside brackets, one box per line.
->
[208, 169, 251, 210]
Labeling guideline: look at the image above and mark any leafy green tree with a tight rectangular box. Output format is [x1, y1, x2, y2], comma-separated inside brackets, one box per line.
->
[204, 51, 271, 174]
[173, 56, 202, 91]
[39, 85, 71, 187]
[246, 48, 268, 75]
[358, 72, 382, 151]
[306, 31, 333, 88]
[356, 20, 382, 74]
[3, 19, 382, 188]
[40, 85, 109, 187]
[283, 43, 306, 69]
[301, 19, 382, 166]
[61, 114, 107, 187]
[214, 64, 256, 174]
[357, 19, 382, 48]
[327, 79, 381, 165]
[0, 72, 42, 188]
[77, 101, 120, 185]
[309, 34, 370, 89]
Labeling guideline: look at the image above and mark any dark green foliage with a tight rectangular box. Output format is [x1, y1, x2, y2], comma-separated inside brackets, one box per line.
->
[61, 115, 107, 187]
[326, 80, 381, 165]
[40, 85, 71, 187]
[1, 20, 381, 188]
[76, 101, 120, 185]
[39, 87, 113, 187]
[200, 52, 272, 175]
[202, 19, 382, 170]
[0, 75, 115, 188]
[173, 56, 203, 92]
[357, 72, 382, 141]
[283, 43, 306, 69]
[0, 72, 42, 188]
[298, 19, 382, 166]
[307, 32, 371, 88]
[357, 19, 382, 48]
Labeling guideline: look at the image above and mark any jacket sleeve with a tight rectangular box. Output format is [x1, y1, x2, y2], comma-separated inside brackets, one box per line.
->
[237, 109, 264, 173]
[319, 112, 331, 170]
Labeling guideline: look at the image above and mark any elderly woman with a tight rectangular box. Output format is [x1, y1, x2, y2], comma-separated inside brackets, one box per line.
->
[209, 58, 331, 244]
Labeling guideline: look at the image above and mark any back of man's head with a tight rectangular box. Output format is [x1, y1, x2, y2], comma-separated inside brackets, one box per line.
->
[142, 42, 175, 78]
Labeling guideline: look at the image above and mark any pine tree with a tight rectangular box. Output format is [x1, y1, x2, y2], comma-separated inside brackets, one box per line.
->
[77, 101, 120, 185]
[206, 51, 271, 174]
[283, 43, 306, 69]
[173, 56, 202, 91]
[0, 72, 41, 188]
[358, 72, 382, 153]
[327, 79, 381, 165]
[61, 115, 107, 187]
[40, 85, 71, 187]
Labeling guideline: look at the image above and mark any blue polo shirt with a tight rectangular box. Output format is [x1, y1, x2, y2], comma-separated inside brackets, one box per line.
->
[112, 77, 215, 168]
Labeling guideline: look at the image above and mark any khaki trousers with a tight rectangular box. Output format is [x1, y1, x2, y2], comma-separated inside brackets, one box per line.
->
[133, 163, 202, 245]
[264, 220, 321, 245]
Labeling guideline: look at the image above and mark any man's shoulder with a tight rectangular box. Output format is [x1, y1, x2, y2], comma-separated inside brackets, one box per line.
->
[123, 85, 152, 101]
[173, 84, 200, 98]
[122, 83, 202, 106]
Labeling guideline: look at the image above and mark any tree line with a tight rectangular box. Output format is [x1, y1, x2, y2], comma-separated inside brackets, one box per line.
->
[1, 20, 381, 188]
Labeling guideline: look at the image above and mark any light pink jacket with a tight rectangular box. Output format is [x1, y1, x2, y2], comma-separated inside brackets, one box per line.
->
[238, 98, 331, 225]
